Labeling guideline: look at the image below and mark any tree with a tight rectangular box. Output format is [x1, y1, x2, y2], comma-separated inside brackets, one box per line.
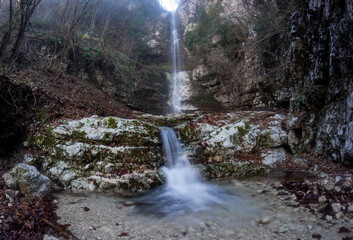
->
[11, 0, 42, 58]
[0, 0, 13, 59]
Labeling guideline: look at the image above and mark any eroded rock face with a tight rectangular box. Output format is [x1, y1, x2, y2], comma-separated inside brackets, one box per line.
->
[3, 163, 51, 197]
[28, 116, 164, 192]
[288, 0, 353, 164]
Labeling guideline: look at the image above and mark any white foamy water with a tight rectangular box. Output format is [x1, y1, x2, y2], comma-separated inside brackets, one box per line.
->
[132, 127, 231, 216]
[159, 127, 225, 210]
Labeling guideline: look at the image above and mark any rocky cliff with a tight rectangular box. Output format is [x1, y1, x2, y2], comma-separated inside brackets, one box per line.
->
[177, 0, 353, 164]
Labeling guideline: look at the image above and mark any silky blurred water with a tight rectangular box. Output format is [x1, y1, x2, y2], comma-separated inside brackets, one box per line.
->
[133, 127, 242, 216]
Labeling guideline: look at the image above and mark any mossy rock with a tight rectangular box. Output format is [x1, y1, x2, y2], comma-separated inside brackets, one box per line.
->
[138, 114, 194, 127]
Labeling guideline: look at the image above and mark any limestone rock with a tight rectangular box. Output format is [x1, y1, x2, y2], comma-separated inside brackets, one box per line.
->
[3, 163, 51, 197]
[28, 116, 164, 192]
[331, 203, 341, 213]
[318, 195, 327, 203]
[261, 148, 287, 167]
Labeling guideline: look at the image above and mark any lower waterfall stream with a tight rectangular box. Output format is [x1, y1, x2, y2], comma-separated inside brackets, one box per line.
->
[134, 127, 230, 216]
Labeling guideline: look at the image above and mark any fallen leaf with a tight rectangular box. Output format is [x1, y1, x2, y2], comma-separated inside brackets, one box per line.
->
[118, 232, 129, 237]
[312, 233, 322, 239]
[338, 227, 350, 233]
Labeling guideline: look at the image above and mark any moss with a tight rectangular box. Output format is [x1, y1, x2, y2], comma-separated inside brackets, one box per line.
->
[205, 162, 235, 178]
[237, 126, 249, 137]
[71, 130, 87, 139]
[259, 131, 271, 144]
[179, 125, 192, 142]
[103, 132, 111, 139]
[28, 128, 57, 152]
[234, 164, 266, 177]
[107, 117, 117, 128]
[169, 115, 193, 125]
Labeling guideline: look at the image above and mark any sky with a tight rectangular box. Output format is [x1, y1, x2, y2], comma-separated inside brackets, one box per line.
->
[159, 0, 179, 11]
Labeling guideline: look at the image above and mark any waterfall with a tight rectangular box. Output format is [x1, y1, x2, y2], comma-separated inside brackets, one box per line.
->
[134, 128, 231, 216]
[170, 10, 182, 113]
[156, 127, 226, 214]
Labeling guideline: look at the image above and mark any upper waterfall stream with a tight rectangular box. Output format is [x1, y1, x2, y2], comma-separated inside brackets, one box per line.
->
[170, 10, 182, 113]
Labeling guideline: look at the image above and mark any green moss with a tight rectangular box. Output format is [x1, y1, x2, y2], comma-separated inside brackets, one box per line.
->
[169, 115, 193, 125]
[71, 130, 87, 139]
[235, 164, 266, 177]
[237, 126, 249, 137]
[103, 133, 111, 139]
[258, 131, 274, 148]
[28, 128, 57, 151]
[107, 117, 117, 128]
[179, 125, 192, 142]
[97, 121, 102, 127]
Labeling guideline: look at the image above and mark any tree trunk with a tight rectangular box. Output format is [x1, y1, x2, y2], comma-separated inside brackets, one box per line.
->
[0, 0, 13, 59]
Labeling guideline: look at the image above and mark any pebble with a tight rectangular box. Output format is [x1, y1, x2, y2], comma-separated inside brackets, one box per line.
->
[348, 205, 353, 213]
[307, 225, 313, 230]
[260, 217, 272, 224]
[43, 235, 60, 240]
[312, 186, 318, 195]
[335, 176, 342, 183]
[331, 203, 341, 213]
[350, 219, 353, 225]
[334, 186, 341, 192]
[237, 233, 244, 238]
[325, 183, 334, 191]
[318, 195, 327, 203]
[325, 215, 333, 221]
[335, 212, 343, 219]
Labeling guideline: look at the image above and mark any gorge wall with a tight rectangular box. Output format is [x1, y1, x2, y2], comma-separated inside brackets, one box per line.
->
[177, 0, 353, 164]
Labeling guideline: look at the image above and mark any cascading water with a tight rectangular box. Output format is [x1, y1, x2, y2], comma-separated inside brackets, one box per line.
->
[135, 127, 230, 216]
[170, 10, 182, 113]
[159, 127, 224, 208]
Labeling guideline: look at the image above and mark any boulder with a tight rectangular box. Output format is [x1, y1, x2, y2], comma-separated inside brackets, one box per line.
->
[3, 163, 51, 197]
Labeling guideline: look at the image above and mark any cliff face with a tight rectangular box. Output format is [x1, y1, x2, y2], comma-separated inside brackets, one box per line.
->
[178, 0, 353, 164]
[289, 0, 353, 165]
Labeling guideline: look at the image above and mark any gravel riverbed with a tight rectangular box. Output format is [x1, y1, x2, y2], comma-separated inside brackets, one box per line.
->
[55, 178, 353, 240]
